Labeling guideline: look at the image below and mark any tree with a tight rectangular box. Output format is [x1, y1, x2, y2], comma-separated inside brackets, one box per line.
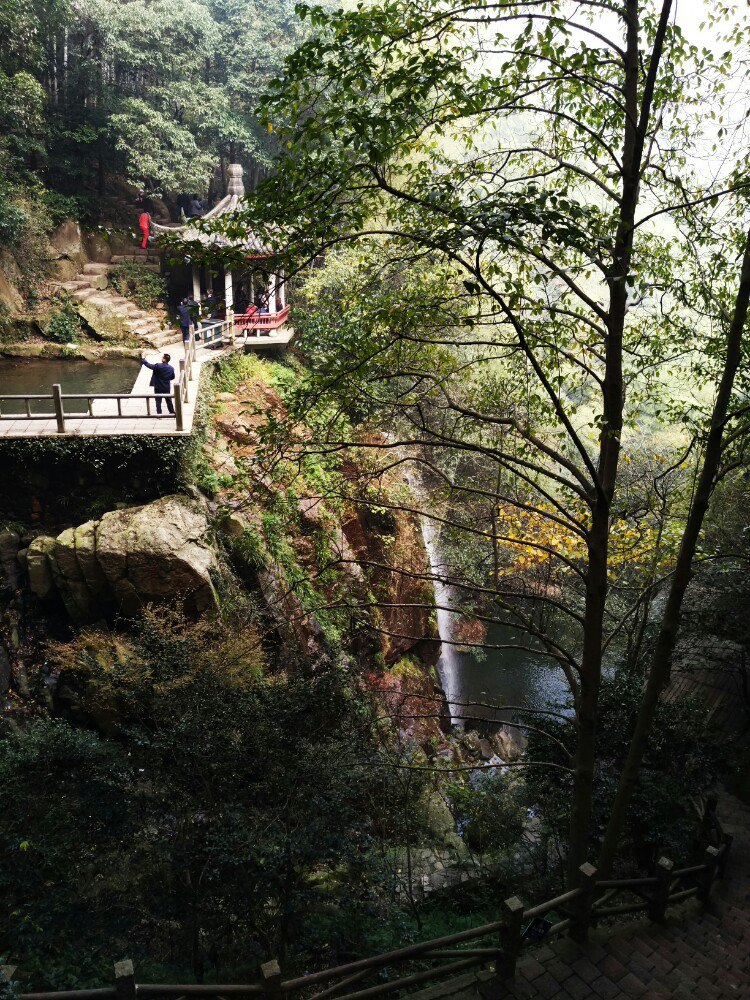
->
[0, 610, 416, 986]
[220, 0, 750, 883]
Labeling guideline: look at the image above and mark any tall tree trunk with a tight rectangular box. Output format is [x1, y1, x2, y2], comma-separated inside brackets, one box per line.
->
[565, 0, 674, 884]
[598, 225, 750, 877]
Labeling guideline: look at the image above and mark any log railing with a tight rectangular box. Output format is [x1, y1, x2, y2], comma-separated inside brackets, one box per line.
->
[6, 799, 733, 1000]
[0, 387, 181, 431]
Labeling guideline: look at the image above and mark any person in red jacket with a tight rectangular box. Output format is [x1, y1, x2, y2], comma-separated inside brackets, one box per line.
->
[138, 210, 151, 249]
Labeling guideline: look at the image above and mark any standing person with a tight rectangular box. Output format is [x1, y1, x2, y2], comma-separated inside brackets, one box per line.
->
[176, 297, 192, 355]
[138, 209, 151, 249]
[141, 354, 175, 415]
[186, 293, 201, 341]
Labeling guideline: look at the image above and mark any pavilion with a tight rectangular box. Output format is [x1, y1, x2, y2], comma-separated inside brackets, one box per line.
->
[151, 163, 287, 330]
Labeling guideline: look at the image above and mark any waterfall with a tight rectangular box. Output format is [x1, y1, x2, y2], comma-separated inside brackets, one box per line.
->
[418, 514, 463, 727]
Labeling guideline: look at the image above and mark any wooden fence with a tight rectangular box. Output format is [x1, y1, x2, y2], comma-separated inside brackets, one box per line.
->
[5, 799, 732, 1000]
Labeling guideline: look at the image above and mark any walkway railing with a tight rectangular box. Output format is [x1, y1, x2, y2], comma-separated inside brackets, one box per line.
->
[0, 387, 183, 431]
[235, 305, 291, 334]
[6, 799, 733, 1000]
[0, 326, 224, 434]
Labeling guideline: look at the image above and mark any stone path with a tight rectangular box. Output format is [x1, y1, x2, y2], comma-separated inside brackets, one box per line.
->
[55, 251, 175, 350]
[412, 792, 750, 1000]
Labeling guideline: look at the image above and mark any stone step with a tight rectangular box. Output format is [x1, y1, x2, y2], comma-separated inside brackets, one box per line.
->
[86, 296, 123, 311]
[110, 255, 162, 269]
[59, 279, 91, 292]
[81, 262, 111, 275]
[71, 287, 98, 300]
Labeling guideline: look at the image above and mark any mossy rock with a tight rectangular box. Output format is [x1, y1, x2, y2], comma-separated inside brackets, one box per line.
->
[73, 299, 128, 341]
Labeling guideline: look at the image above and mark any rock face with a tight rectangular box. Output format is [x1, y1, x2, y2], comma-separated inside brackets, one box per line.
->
[0, 529, 20, 591]
[24, 495, 218, 623]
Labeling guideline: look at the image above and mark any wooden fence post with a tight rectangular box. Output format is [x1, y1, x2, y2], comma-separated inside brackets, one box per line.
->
[570, 862, 598, 943]
[260, 959, 283, 1000]
[718, 832, 733, 879]
[174, 382, 184, 431]
[52, 383, 66, 433]
[648, 857, 674, 922]
[114, 960, 136, 1000]
[698, 845, 720, 904]
[496, 895, 524, 982]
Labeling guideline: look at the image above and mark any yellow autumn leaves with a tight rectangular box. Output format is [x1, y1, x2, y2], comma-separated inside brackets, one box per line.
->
[496, 502, 680, 580]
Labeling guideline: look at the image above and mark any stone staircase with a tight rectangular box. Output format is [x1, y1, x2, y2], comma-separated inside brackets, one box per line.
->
[54, 250, 175, 350]
[410, 792, 750, 1000]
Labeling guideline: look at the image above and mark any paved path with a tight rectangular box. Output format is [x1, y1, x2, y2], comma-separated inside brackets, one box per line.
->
[415, 792, 750, 1000]
[0, 328, 293, 438]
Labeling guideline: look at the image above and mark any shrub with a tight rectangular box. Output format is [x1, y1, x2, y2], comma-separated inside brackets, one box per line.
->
[41, 190, 90, 226]
[46, 305, 81, 343]
[109, 261, 166, 309]
[0, 195, 28, 242]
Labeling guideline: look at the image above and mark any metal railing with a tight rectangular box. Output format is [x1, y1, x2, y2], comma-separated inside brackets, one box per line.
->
[7, 799, 733, 1000]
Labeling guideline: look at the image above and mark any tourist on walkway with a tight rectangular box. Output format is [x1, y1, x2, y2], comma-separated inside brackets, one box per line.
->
[141, 354, 175, 415]
[203, 289, 218, 318]
[187, 294, 201, 339]
[176, 297, 192, 355]
[138, 210, 151, 249]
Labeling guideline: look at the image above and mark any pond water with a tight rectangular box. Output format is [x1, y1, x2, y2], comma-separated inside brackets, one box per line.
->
[446, 622, 572, 729]
[0, 357, 140, 415]
[420, 515, 571, 731]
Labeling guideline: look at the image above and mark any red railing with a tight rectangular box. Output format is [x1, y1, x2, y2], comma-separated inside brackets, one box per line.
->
[235, 306, 291, 333]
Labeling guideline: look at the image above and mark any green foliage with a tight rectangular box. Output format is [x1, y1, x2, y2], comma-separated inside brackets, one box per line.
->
[109, 261, 167, 310]
[41, 190, 91, 226]
[0, 971, 19, 1000]
[46, 303, 82, 344]
[0, 610, 418, 988]
[0, 433, 193, 522]
[0, 194, 28, 243]
[446, 771, 526, 856]
[525, 670, 729, 869]
[0, 0, 329, 199]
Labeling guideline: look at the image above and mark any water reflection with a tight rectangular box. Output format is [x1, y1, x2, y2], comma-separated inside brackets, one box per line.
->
[0, 357, 140, 414]
[449, 622, 572, 730]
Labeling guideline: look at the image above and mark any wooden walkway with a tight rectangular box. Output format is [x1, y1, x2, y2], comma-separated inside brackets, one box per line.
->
[409, 792, 750, 1000]
[0, 327, 293, 438]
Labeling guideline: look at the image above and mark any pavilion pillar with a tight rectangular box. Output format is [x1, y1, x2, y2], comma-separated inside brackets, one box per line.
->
[206, 270, 213, 292]
[224, 267, 234, 312]
[225, 266, 234, 342]
[268, 274, 277, 315]
[278, 270, 286, 309]
[192, 264, 201, 301]
[249, 274, 255, 306]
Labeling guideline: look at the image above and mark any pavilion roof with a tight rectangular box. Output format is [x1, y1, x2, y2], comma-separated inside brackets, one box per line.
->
[151, 163, 271, 255]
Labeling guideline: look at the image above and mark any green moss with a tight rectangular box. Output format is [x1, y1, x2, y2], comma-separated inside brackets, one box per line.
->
[391, 655, 424, 682]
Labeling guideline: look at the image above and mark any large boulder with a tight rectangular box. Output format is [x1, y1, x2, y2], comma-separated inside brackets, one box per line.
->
[49, 220, 83, 260]
[24, 495, 218, 622]
[0, 268, 24, 314]
[26, 536, 57, 600]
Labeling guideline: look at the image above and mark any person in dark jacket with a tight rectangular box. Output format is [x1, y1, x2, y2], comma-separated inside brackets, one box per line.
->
[186, 294, 201, 339]
[176, 298, 192, 354]
[141, 353, 175, 414]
